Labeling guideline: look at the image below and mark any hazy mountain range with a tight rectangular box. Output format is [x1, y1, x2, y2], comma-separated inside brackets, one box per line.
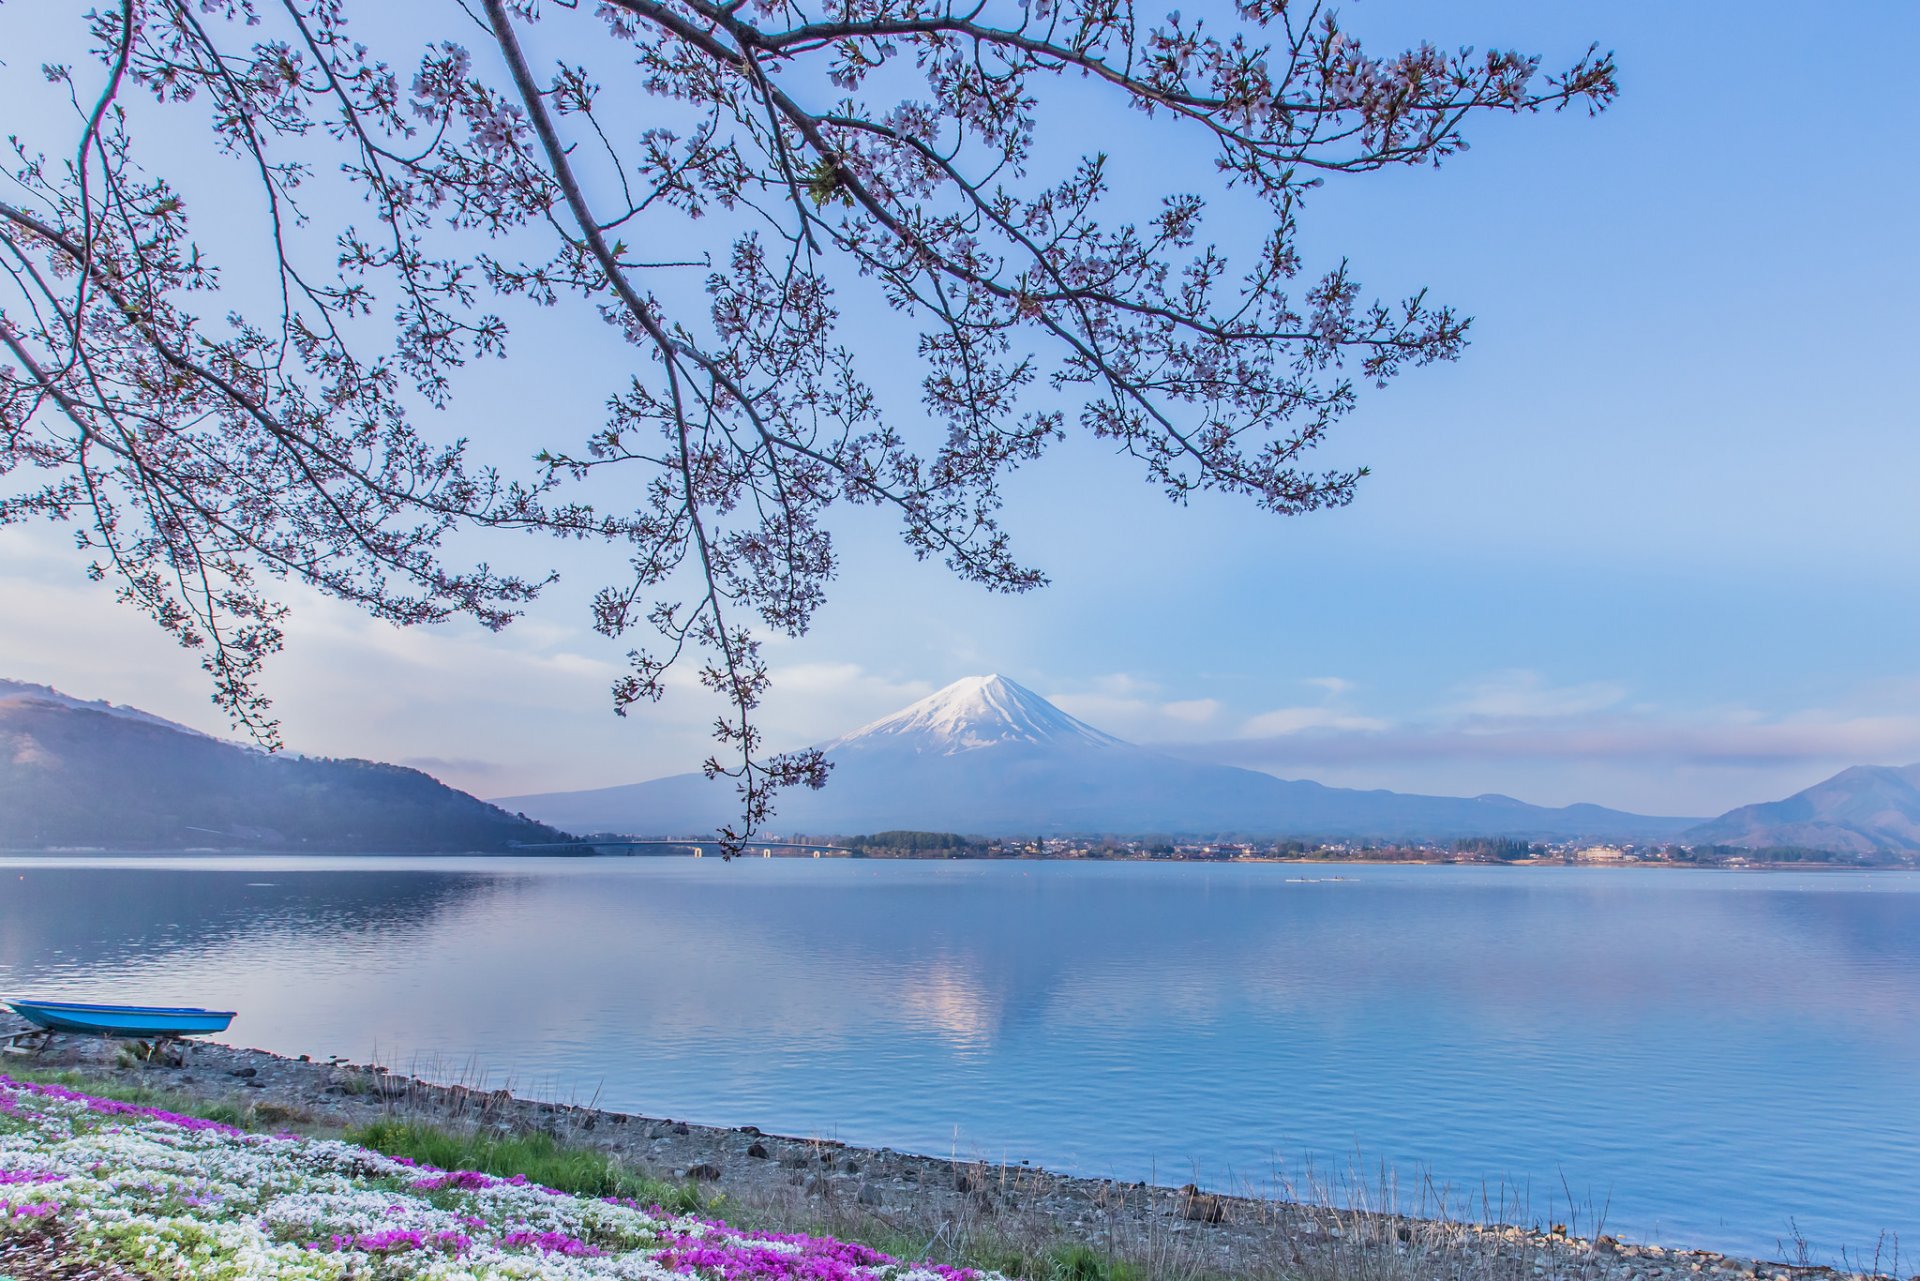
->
[0, 680, 568, 852]
[499, 675, 1706, 842]
[9, 674, 1915, 853]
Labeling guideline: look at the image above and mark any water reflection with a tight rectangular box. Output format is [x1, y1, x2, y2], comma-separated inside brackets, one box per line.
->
[0, 864, 502, 988]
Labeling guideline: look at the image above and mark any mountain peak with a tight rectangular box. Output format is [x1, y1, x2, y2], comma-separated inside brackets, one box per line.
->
[823, 674, 1125, 755]
[1684, 762, 1920, 854]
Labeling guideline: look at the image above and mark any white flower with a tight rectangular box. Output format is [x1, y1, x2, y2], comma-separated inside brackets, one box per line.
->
[0, 1078, 1007, 1281]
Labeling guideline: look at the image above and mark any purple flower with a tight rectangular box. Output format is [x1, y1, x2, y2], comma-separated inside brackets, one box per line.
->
[357, 1228, 427, 1253]
[411, 1169, 497, 1191]
[654, 1225, 978, 1281]
[313, 1227, 469, 1256]
[499, 1228, 605, 1257]
[0, 1075, 247, 1137]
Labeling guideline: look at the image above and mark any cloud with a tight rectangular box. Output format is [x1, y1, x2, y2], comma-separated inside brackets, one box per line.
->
[1154, 666, 1920, 813]
[399, 756, 508, 780]
[1211, 715, 1920, 768]
[1155, 712, 1920, 817]
[1161, 698, 1222, 724]
[1445, 669, 1629, 720]
[1044, 674, 1226, 738]
[1083, 673, 1159, 698]
[1227, 673, 1384, 738]
[1239, 706, 1391, 737]
[763, 663, 935, 742]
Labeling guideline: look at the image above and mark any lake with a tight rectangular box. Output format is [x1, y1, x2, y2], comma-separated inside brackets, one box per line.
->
[1, 856, 1915, 1262]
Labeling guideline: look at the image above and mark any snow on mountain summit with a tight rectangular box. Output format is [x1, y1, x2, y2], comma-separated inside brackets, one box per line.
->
[822, 674, 1124, 754]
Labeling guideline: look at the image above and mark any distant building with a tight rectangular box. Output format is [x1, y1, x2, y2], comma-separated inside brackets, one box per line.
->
[1576, 845, 1631, 862]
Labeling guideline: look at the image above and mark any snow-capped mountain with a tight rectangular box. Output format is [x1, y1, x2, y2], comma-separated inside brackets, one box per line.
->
[498, 675, 1699, 841]
[820, 674, 1122, 754]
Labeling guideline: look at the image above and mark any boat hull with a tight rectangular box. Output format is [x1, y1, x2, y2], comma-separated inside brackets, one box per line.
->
[5, 999, 235, 1038]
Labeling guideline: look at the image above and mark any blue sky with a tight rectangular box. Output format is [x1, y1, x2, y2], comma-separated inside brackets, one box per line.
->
[3, 2, 1917, 818]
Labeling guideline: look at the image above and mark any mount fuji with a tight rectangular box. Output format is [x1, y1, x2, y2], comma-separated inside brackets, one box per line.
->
[497, 675, 1698, 841]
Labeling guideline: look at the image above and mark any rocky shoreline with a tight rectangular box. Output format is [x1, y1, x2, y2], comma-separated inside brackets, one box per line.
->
[3, 1023, 1906, 1281]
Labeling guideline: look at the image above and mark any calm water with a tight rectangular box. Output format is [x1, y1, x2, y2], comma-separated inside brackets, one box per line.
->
[1, 857, 1915, 1261]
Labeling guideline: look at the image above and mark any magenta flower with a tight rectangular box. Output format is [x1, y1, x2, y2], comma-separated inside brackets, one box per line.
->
[411, 1169, 497, 1191]
[499, 1228, 605, 1257]
[357, 1228, 427, 1254]
[316, 1227, 470, 1255]
[655, 1231, 974, 1281]
[0, 1075, 250, 1137]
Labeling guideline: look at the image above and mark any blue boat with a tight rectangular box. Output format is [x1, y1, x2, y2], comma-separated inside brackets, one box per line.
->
[4, 998, 236, 1038]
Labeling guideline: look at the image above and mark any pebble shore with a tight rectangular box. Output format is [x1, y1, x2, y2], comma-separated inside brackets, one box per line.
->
[3, 1021, 1907, 1281]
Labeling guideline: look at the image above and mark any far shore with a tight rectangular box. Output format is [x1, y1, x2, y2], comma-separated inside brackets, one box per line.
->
[3, 847, 1915, 872]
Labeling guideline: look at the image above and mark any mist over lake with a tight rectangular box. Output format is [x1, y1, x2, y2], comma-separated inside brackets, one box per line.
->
[2, 856, 1916, 1262]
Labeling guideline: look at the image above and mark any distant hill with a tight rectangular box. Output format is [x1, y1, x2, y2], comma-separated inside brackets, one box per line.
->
[1684, 764, 1920, 854]
[0, 680, 570, 852]
[498, 674, 1700, 842]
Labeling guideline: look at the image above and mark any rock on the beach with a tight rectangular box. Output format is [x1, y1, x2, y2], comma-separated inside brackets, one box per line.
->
[1179, 1185, 1226, 1225]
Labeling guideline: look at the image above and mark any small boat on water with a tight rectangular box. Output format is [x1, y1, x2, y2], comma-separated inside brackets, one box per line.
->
[4, 998, 236, 1038]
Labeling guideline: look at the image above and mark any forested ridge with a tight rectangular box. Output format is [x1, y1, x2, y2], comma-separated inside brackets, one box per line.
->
[0, 692, 567, 851]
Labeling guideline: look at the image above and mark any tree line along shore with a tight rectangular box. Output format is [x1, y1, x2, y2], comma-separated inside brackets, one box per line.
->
[713, 831, 1920, 869]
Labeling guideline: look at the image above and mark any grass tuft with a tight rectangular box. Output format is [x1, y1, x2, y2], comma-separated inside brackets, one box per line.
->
[346, 1117, 708, 1212]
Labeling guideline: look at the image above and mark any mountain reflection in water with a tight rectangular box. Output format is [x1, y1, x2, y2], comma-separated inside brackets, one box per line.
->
[0, 863, 501, 983]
